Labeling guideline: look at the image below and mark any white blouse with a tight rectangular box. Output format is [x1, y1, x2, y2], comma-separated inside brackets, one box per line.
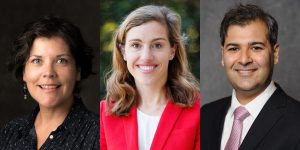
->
[137, 109, 161, 150]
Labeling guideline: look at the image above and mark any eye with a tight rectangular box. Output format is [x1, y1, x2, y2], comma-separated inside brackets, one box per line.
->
[153, 43, 162, 49]
[31, 58, 41, 64]
[131, 43, 141, 49]
[251, 46, 263, 51]
[57, 58, 68, 64]
[227, 47, 238, 51]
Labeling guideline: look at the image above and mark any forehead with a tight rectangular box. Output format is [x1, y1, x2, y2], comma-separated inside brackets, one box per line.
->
[125, 21, 168, 41]
[225, 20, 269, 44]
[30, 36, 71, 55]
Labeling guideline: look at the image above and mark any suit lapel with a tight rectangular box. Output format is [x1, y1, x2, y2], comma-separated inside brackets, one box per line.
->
[150, 100, 183, 150]
[214, 97, 231, 149]
[239, 86, 286, 149]
[123, 104, 139, 150]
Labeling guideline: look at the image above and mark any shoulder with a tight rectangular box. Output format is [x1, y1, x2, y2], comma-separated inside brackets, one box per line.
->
[100, 100, 106, 110]
[201, 96, 231, 114]
[100, 100, 108, 116]
[1, 114, 30, 132]
[1, 118, 23, 133]
[282, 94, 300, 116]
[77, 104, 99, 129]
[0, 115, 30, 146]
[68, 100, 99, 137]
[271, 86, 300, 115]
[82, 109, 99, 126]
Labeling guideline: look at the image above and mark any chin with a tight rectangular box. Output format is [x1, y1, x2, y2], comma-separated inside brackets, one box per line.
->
[233, 82, 258, 91]
[236, 86, 257, 92]
[37, 98, 60, 108]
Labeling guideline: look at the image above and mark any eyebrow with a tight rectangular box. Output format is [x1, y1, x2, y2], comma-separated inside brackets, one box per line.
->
[249, 42, 265, 46]
[128, 37, 168, 43]
[224, 43, 239, 48]
[151, 38, 167, 42]
[29, 54, 71, 58]
[224, 42, 266, 48]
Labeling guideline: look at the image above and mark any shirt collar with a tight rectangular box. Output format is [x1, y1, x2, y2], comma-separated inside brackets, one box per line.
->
[229, 81, 277, 118]
[59, 97, 88, 135]
[20, 97, 88, 136]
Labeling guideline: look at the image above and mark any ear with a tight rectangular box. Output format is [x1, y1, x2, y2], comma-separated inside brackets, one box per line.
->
[273, 43, 279, 64]
[119, 43, 126, 61]
[169, 44, 176, 60]
[221, 46, 225, 66]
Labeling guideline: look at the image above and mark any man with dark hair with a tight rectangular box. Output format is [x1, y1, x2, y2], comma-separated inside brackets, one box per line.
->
[201, 4, 300, 150]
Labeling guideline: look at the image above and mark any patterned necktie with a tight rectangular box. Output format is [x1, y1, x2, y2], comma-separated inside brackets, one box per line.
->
[225, 106, 250, 150]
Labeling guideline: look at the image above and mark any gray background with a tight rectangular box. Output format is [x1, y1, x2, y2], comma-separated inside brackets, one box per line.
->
[0, 0, 100, 127]
[200, 0, 300, 106]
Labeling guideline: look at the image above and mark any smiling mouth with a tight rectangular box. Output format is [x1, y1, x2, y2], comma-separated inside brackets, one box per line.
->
[235, 69, 257, 76]
[38, 84, 61, 89]
[137, 65, 157, 72]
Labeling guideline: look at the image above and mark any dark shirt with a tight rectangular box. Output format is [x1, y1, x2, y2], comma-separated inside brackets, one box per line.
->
[0, 98, 99, 150]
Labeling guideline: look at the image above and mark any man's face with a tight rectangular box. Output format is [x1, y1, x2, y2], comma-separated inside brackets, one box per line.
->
[221, 20, 279, 103]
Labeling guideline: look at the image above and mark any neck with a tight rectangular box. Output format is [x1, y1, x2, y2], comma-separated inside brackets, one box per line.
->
[34, 97, 74, 149]
[35, 97, 74, 129]
[236, 81, 271, 105]
[136, 84, 168, 116]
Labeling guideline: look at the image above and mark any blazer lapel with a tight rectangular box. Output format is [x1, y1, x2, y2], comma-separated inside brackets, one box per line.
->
[150, 100, 183, 150]
[123, 104, 139, 150]
[214, 97, 231, 149]
[239, 86, 286, 149]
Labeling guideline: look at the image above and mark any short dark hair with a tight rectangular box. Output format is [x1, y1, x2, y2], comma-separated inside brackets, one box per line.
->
[220, 4, 278, 48]
[8, 15, 94, 92]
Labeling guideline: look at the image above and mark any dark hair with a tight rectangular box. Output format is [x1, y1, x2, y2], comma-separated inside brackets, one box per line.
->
[220, 4, 278, 48]
[8, 15, 94, 93]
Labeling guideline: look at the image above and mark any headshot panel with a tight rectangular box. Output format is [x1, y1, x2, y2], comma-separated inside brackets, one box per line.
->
[0, 0, 100, 127]
[0, 0, 100, 149]
[200, 0, 300, 106]
[100, 0, 200, 99]
[100, 1, 200, 149]
[201, 1, 300, 150]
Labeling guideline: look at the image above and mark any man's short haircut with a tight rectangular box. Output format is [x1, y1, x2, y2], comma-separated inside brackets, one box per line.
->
[220, 4, 278, 48]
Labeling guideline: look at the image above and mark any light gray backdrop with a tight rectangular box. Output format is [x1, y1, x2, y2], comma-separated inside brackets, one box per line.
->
[200, 0, 300, 106]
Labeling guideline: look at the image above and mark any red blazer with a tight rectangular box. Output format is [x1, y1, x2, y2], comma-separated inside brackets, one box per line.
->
[100, 97, 200, 150]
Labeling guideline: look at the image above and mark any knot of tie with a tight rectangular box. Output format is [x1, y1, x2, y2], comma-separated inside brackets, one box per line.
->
[234, 106, 250, 121]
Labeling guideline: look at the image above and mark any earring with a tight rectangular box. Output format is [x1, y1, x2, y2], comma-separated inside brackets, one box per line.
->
[23, 84, 28, 100]
[169, 54, 174, 60]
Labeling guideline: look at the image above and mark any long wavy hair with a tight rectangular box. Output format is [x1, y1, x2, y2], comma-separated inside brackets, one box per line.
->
[105, 5, 199, 116]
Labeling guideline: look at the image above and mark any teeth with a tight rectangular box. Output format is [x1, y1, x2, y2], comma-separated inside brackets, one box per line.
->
[139, 66, 155, 71]
[40, 85, 58, 89]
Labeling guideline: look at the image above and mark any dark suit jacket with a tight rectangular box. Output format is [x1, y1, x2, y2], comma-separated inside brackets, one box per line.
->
[201, 85, 300, 150]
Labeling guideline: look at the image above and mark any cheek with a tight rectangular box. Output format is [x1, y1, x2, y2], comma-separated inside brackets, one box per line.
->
[64, 68, 78, 81]
[254, 53, 271, 67]
[223, 54, 235, 68]
[125, 53, 137, 66]
[23, 67, 39, 83]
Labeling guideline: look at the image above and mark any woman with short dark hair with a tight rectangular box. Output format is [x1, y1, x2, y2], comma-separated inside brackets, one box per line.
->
[0, 15, 99, 150]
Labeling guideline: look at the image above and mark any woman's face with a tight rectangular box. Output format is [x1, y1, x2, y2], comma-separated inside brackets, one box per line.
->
[23, 37, 80, 109]
[124, 21, 175, 88]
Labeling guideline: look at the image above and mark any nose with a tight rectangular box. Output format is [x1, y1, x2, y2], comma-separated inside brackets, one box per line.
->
[42, 62, 57, 78]
[140, 46, 154, 60]
[238, 49, 252, 65]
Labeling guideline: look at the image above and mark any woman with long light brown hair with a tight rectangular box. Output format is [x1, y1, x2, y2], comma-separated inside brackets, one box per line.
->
[100, 5, 200, 150]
